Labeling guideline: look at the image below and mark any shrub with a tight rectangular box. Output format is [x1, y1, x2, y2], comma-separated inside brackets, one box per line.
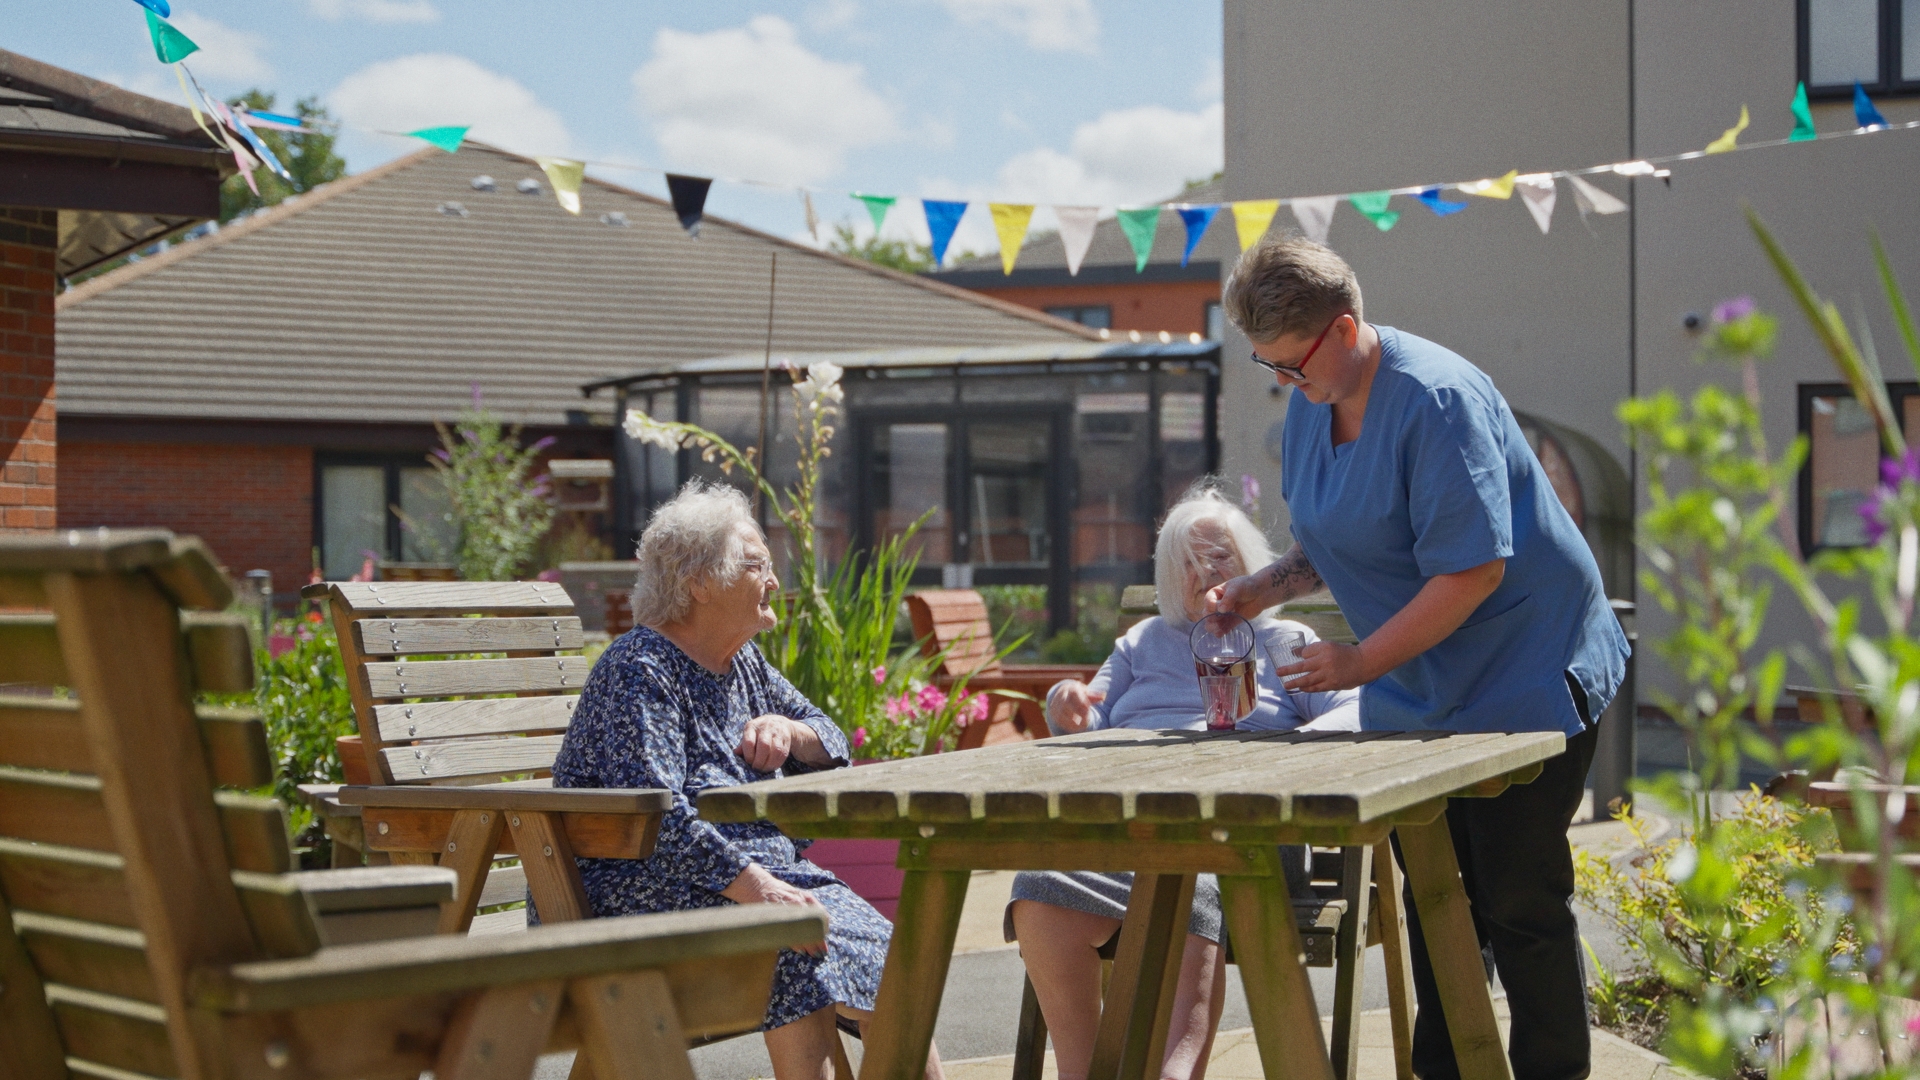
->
[412, 407, 557, 580]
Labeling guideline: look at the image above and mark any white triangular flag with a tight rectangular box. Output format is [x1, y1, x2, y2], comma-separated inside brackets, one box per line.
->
[1566, 174, 1627, 219]
[1290, 196, 1338, 244]
[1055, 206, 1099, 276]
[1515, 173, 1556, 234]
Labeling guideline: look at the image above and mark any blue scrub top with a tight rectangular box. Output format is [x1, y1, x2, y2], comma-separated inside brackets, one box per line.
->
[1280, 326, 1628, 736]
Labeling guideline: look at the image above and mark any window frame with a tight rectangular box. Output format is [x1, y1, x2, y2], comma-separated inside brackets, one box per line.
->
[1043, 304, 1113, 330]
[313, 452, 447, 575]
[1798, 0, 1920, 99]
[1796, 380, 1920, 553]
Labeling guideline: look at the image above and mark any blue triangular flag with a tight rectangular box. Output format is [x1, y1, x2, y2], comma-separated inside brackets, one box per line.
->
[1175, 205, 1219, 267]
[132, 0, 171, 15]
[666, 174, 712, 237]
[923, 200, 968, 266]
[1415, 187, 1469, 216]
[1855, 82, 1888, 128]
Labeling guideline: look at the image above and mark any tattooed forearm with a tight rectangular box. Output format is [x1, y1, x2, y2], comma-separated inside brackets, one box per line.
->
[1262, 544, 1324, 603]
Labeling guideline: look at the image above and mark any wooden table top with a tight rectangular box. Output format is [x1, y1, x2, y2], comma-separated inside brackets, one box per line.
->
[698, 728, 1565, 838]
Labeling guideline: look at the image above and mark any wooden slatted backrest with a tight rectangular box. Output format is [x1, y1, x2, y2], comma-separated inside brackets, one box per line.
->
[300, 580, 586, 787]
[0, 530, 324, 1080]
[904, 589, 1003, 680]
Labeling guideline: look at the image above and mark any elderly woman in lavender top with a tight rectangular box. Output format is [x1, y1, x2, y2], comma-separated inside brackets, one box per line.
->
[1010, 484, 1358, 1080]
[552, 480, 943, 1080]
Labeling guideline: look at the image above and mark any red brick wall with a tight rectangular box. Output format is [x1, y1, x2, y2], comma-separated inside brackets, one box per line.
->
[59, 441, 313, 588]
[1, 207, 57, 530]
[965, 280, 1220, 336]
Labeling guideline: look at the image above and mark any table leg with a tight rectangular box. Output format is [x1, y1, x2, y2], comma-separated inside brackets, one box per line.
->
[1395, 814, 1512, 1080]
[1220, 873, 1333, 1080]
[1329, 845, 1374, 1080]
[1088, 872, 1195, 1080]
[1371, 840, 1417, 1080]
[858, 867, 970, 1080]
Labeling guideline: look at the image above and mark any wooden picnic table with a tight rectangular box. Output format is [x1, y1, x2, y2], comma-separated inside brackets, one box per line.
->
[700, 726, 1566, 1080]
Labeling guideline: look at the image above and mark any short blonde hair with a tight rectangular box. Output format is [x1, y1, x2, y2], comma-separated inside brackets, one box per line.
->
[1153, 481, 1276, 623]
[1222, 234, 1364, 343]
[631, 480, 761, 627]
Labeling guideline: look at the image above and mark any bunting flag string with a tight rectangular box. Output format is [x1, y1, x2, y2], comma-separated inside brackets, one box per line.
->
[666, 174, 711, 236]
[126, 0, 1920, 265]
[1230, 199, 1280, 251]
[1116, 207, 1161, 271]
[923, 200, 968, 265]
[1055, 206, 1099, 275]
[1175, 204, 1219, 266]
[990, 203, 1035, 274]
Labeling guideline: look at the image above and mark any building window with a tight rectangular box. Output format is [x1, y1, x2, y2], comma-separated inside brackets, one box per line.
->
[1797, 382, 1920, 551]
[1800, 0, 1920, 97]
[1044, 305, 1112, 329]
[316, 456, 456, 577]
[1204, 302, 1224, 341]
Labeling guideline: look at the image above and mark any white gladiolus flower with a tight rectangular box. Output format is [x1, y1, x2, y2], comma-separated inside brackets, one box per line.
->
[795, 361, 845, 406]
[624, 409, 685, 451]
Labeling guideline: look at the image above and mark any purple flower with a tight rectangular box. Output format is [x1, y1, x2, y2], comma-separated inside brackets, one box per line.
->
[1711, 296, 1756, 324]
[470, 382, 484, 408]
[1882, 448, 1920, 489]
[1240, 473, 1261, 511]
[531, 435, 558, 453]
[1858, 449, 1920, 543]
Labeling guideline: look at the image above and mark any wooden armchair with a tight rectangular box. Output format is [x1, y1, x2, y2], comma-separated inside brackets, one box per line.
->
[904, 590, 1101, 749]
[0, 529, 823, 1080]
[298, 580, 669, 936]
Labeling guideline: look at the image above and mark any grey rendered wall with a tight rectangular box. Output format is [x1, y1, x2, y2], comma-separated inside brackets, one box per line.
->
[1631, 1, 1920, 698]
[1221, 0, 1633, 552]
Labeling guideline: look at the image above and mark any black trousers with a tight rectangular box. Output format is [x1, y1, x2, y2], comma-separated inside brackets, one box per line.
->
[1394, 687, 1600, 1080]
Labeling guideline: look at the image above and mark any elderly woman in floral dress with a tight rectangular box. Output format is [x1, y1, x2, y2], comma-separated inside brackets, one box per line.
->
[552, 480, 943, 1080]
[1010, 483, 1359, 1080]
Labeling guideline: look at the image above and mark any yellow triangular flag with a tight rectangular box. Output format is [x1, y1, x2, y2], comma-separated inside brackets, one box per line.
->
[990, 203, 1035, 275]
[1705, 104, 1749, 153]
[536, 157, 586, 215]
[1459, 170, 1519, 199]
[1230, 199, 1281, 251]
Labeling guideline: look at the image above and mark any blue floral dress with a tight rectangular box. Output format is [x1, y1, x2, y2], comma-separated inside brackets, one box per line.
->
[550, 626, 890, 1030]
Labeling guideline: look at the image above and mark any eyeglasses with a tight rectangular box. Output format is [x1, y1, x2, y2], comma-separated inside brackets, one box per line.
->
[1250, 309, 1352, 382]
[739, 557, 773, 580]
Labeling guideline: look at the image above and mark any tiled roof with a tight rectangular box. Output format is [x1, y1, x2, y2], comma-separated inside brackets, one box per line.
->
[55, 143, 1097, 427]
[929, 179, 1236, 286]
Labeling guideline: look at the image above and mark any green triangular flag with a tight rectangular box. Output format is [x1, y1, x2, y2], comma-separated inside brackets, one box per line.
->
[1116, 207, 1161, 272]
[407, 126, 470, 154]
[145, 9, 199, 64]
[1348, 191, 1399, 232]
[1789, 82, 1817, 142]
[854, 193, 896, 233]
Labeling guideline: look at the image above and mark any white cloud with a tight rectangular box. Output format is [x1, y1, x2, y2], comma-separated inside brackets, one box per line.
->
[328, 55, 571, 156]
[632, 16, 899, 186]
[309, 0, 441, 23]
[938, 0, 1098, 52]
[167, 12, 272, 84]
[993, 101, 1223, 207]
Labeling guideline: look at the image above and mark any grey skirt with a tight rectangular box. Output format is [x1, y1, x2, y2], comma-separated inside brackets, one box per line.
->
[1002, 846, 1311, 947]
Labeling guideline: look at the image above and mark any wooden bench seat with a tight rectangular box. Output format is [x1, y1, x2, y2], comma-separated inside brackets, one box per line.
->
[905, 589, 1100, 747]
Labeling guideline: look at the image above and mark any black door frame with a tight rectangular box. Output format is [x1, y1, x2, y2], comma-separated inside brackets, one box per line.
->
[852, 404, 1073, 631]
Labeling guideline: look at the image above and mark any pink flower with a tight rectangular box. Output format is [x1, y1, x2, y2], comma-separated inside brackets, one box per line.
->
[853, 727, 867, 749]
[871, 666, 887, 685]
[963, 694, 989, 726]
[917, 685, 948, 714]
[886, 694, 913, 720]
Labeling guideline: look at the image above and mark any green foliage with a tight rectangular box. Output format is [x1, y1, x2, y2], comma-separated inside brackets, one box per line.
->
[219, 90, 346, 223]
[416, 409, 558, 581]
[253, 616, 356, 844]
[828, 222, 937, 273]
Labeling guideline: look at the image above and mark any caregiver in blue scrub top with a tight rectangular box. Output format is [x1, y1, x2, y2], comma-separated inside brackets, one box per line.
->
[1208, 236, 1628, 1080]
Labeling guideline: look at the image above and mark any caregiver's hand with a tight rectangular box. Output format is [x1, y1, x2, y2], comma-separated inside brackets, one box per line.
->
[1274, 640, 1372, 693]
[1204, 573, 1272, 622]
[722, 864, 829, 954]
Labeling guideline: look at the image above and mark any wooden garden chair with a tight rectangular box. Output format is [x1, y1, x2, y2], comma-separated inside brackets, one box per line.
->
[904, 589, 1100, 749]
[0, 528, 824, 1080]
[299, 579, 669, 936]
[1009, 844, 1416, 1080]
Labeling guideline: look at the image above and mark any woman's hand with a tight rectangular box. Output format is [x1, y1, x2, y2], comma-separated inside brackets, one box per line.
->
[737, 714, 815, 772]
[720, 863, 828, 954]
[1206, 544, 1325, 619]
[1204, 573, 1272, 622]
[1046, 680, 1105, 734]
[1273, 640, 1373, 693]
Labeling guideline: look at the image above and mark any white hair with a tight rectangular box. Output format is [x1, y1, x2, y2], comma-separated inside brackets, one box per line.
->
[1153, 481, 1276, 623]
[631, 480, 761, 627]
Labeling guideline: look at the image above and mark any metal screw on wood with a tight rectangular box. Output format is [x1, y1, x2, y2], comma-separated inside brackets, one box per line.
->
[510, 816, 522, 828]
[908, 845, 921, 857]
[446, 841, 457, 852]
[1211, 828, 1230, 842]
[543, 845, 554, 857]
[479, 813, 490, 824]
[264, 1041, 291, 1069]
[378, 821, 390, 835]
[918, 825, 935, 837]
[606, 983, 622, 1002]
[530, 994, 548, 1014]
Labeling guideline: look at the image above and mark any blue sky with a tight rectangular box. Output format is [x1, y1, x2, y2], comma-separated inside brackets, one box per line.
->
[18, 0, 1223, 252]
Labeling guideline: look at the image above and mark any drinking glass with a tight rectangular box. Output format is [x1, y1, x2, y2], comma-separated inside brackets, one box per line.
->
[1199, 674, 1241, 730]
[1265, 629, 1314, 720]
